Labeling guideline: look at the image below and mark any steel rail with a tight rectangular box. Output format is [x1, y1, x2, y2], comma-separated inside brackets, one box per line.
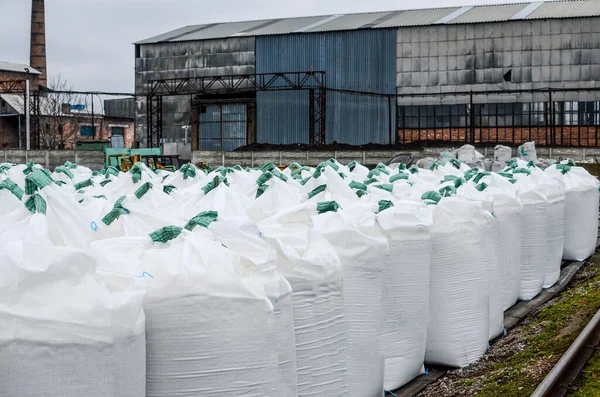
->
[531, 308, 600, 397]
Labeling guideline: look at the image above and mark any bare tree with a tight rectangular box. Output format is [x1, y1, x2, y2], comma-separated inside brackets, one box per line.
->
[40, 76, 92, 149]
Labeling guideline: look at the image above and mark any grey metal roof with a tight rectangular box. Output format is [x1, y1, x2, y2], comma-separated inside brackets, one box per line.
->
[136, 0, 600, 44]
[0, 61, 41, 75]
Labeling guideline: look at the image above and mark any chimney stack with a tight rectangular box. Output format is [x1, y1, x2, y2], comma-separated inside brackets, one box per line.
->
[30, 0, 47, 87]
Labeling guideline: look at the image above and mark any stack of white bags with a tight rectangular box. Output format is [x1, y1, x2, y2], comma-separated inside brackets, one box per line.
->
[0, 154, 597, 397]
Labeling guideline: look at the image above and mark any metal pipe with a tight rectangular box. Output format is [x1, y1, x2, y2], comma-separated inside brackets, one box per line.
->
[18, 115, 21, 150]
[25, 68, 30, 151]
[531, 308, 600, 397]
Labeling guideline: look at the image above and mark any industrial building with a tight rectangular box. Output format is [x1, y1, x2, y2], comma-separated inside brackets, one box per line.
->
[135, 0, 600, 157]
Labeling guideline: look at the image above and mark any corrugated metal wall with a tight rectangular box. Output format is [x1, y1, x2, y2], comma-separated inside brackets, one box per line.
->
[134, 37, 255, 147]
[256, 29, 397, 145]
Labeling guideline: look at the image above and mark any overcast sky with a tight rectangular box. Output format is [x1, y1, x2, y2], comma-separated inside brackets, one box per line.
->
[0, 0, 529, 93]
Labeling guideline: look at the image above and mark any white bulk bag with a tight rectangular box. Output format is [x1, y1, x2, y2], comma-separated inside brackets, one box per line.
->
[470, 172, 523, 310]
[0, 216, 146, 397]
[259, 203, 350, 396]
[518, 142, 538, 162]
[376, 201, 432, 390]
[93, 228, 280, 397]
[546, 164, 600, 260]
[494, 145, 513, 163]
[456, 183, 503, 340]
[425, 195, 490, 368]
[512, 169, 547, 299]
[313, 201, 389, 397]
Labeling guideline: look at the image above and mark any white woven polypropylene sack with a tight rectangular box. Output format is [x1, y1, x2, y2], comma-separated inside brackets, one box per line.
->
[494, 145, 512, 163]
[376, 201, 432, 390]
[546, 165, 600, 261]
[425, 196, 490, 368]
[513, 171, 547, 300]
[313, 202, 389, 397]
[258, 203, 350, 396]
[94, 230, 280, 397]
[0, 217, 146, 397]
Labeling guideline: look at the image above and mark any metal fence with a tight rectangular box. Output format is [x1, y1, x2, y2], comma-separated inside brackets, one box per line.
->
[397, 88, 600, 147]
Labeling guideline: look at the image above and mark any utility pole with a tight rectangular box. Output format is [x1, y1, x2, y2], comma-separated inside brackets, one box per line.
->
[25, 68, 31, 151]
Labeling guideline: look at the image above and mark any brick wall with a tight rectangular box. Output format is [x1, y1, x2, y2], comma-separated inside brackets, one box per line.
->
[0, 71, 40, 90]
[398, 126, 600, 147]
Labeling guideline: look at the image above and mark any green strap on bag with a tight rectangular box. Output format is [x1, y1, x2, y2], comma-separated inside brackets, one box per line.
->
[149, 226, 183, 244]
[185, 211, 219, 231]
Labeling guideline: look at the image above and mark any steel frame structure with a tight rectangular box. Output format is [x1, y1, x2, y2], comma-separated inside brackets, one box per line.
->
[146, 71, 327, 148]
[0, 80, 42, 149]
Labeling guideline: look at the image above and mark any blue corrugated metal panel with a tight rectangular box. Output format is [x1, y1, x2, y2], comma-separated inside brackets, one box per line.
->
[256, 29, 396, 145]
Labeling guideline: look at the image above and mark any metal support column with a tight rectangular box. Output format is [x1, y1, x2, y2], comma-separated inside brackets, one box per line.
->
[29, 92, 41, 149]
[308, 88, 326, 146]
[146, 95, 163, 148]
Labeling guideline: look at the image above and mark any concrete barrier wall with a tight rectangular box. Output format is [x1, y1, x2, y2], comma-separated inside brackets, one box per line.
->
[1, 150, 105, 170]
[193, 146, 600, 168]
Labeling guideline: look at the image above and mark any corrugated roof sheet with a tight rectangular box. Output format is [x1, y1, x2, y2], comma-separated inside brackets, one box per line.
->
[0, 62, 41, 75]
[307, 12, 392, 32]
[0, 94, 105, 117]
[377, 8, 461, 27]
[450, 3, 529, 23]
[136, 0, 600, 44]
[526, 0, 600, 18]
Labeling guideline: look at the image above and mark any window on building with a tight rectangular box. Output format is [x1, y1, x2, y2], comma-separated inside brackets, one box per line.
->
[198, 103, 247, 151]
[80, 125, 96, 137]
[111, 126, 125, 148]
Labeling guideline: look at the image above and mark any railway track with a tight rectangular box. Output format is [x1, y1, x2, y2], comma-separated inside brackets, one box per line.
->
[531, 308, 600, 397]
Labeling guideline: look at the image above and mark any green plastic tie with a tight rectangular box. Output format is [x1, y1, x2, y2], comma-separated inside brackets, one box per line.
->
[256, 172, 274, 186]
[422, 191, 442, 205]
[513, 168, 531, 176]
[129, 163, 147, 183]
[54, 166, 74, 179]
[256, 184, 269, 198]
[179, 163, 197, 180]
[439, 185, 457, 197]
[308, 184, 327, 199]
[201, 175, 229, 195]
[498, 172, 513, 179]
[557, 164, 571, 175]
[378, 200, 394, 213]
[367, 169, 382, 179]
[509, 178, 517, 184]
[271, 168, 288, 182]
[476, 182, 488, 192]
[22, 162, 36, 175]
[0, 164, 12, 174]
[374, 184, 393, 193]
[260, 163, 277, 173]
[567, 159, 577, 166]
[317, 201, 340, 214]
[389, 173, 409, 183]
[233, 165, 243, 171]
[101, 196, 130, 225]
[185, 211, 219, 231]
[163, 185, 177, 195]
[134, 182, 153, 199]
[338, 172, 347, 179]
[92, 170, 101, 177]
[63, 161, 78, 169]
[409, 166, 420, 174]
[24, 168, 54, 195]
[299, 177, 311, 186]
[507, 159, 518, 169]
[349, 181, 368, 191]
[93, 195, 107, 200]
[24, 193, 47, 215]
[364, 178, 379, 185]
[397, 163, 407, 171]
[0, 178, 24, 201]
[464, 168, 480, 181]
[347, 161, 358, 172]
[527, 161, 537, 169]
[355, 189, 368, 198]
[473, 172, 491, 184]
[449, 158, 462, 169]
[104, 166, 120, 179]
[429, 163, 440, 171]
[99, 180, 113, 187]
[149, 226, 183, 244]
[73, 179, 94, 191]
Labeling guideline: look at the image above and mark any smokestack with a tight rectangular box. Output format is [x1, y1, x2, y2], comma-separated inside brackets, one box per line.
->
[30, 0, 47, 87]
